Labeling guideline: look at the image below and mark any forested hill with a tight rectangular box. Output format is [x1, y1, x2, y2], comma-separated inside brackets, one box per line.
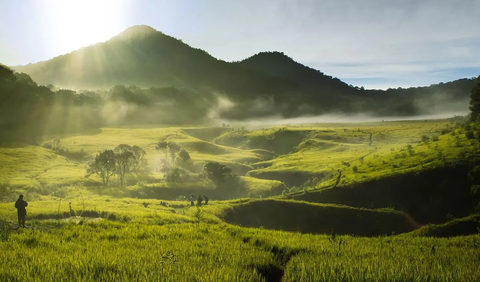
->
[12, 25, 477, 117]
[236, 51, 356, 95]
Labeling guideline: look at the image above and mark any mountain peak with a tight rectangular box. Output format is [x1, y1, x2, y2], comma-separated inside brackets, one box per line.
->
[243, 51, 294, 62]
[113, 25, 160, 40]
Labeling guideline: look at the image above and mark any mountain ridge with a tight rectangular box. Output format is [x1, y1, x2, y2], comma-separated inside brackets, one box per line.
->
[11, 25, 476, 118]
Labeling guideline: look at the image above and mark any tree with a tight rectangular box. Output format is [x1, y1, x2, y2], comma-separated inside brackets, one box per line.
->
[114, 144, 147, 187]
[168, 142, 181, 167]
[156, 141, 183, 168]
[86, 150, 116, 186]
[203, 161, 246, 198]
[470, 76, 480, 122]
[203, 162, 232, 185]
[156, 141, 169, 165]
[178, 149, 191, 163]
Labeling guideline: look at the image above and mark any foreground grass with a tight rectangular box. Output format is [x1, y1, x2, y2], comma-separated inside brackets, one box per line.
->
[1, 220, 479, 281]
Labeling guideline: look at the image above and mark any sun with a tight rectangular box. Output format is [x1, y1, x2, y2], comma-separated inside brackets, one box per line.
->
[44, 0, 130, 55]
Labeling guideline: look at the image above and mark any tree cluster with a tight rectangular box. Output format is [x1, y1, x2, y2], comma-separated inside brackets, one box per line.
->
[86, 144, 146, 187]
[202, 161, 246, 196]
[469, 76, 480, 122]
[155, 141, 192, 182]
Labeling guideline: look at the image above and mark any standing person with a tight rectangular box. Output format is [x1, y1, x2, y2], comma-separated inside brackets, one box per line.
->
[15, 195, 28, 228]
[197, 195, 203, 206]
[189, 195, 194, 207]
[203, 195, 209, 205]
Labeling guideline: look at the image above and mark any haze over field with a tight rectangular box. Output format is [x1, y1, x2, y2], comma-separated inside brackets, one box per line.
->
[0, 24, 476, 143]
[1, 1, 480, 281]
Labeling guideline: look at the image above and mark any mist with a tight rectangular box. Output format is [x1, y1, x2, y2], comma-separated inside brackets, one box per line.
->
[220, 112, 468, 130]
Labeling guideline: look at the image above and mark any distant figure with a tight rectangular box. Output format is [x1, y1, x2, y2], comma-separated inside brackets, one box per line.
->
[160, 201, 167, 207]
[189, 195, 194, 207]
[15, 195, 28, 228]
[197, 195, 203, 206]
[203, 195, 209, 205]
[69, 202, 75, 216]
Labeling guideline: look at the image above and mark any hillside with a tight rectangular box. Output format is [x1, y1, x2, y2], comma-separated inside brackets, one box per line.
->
[238, 51, 474, 116]
[12, 26, 476, 118]
[221, 199, 418, 236]
[3, 118, 479, 226]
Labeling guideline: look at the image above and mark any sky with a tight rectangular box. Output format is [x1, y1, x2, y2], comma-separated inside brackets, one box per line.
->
[0, 0, 479, 89]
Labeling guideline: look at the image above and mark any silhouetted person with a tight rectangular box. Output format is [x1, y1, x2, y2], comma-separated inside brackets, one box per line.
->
[197, 195, 203, 206]
[69, 202, 75, 216]
[204, 195, 209, 205]
[189, 195, 194, 207]
[15, 195, 28, 228]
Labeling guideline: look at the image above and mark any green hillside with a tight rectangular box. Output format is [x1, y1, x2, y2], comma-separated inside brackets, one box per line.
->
[221, 199, 418, 236]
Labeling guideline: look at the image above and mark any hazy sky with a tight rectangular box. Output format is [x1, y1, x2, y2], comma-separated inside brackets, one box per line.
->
[1, 0, 479, 89]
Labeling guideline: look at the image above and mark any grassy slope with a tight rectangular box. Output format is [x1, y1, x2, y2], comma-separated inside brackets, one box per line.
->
[0, 143, 84, 189]
[407, 214, 480, 237]
[0, 196, 417, 236]
[43, 127, 263, 169]
[239, 176, 288, 197]
[1, 202, 479, 281]
[3, 120, 473, 192]
[0, 127, 267, 189]
[243, 120, 479, 188]
[220, 198, 418, 236]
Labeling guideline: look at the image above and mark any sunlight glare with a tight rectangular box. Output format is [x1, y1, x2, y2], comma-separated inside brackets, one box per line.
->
[45, 0, 130, 55]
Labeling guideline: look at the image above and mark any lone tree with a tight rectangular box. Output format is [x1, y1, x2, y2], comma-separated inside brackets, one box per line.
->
[86, 150, 116, 186]
[470, 76, 480, 122]
[114, 144, 147, 187]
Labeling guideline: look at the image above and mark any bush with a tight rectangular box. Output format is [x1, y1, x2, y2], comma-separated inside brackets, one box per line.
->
[465, 130, 475, 139]
[163, 167, 195, 183]
[352, 165, 358, 173]
[421, 135, 429, 142]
